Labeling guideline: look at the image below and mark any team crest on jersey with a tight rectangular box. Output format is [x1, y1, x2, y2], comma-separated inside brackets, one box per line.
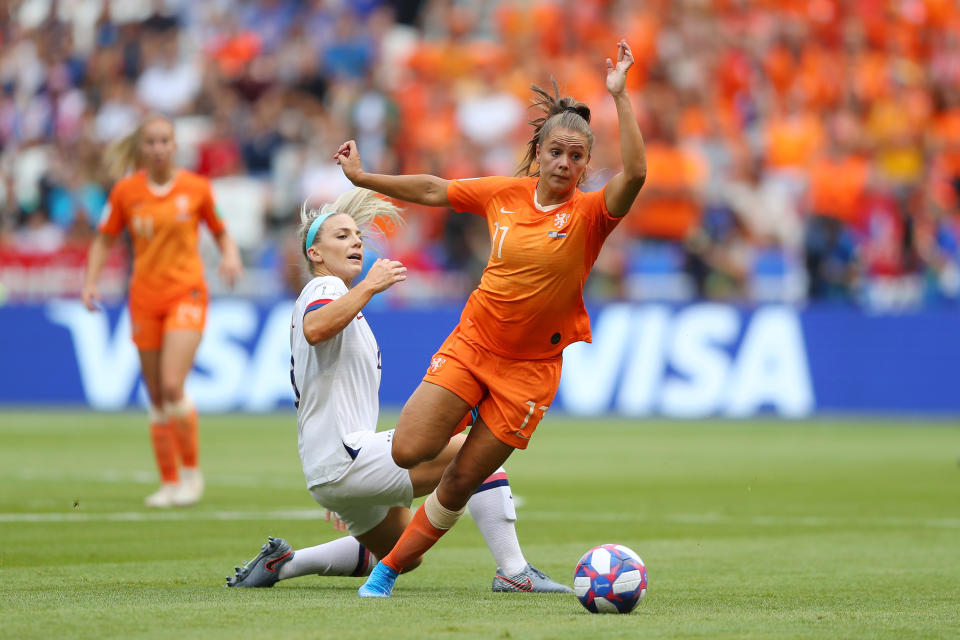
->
[553, 212, 570, 228]
[429, 356, 446, 374]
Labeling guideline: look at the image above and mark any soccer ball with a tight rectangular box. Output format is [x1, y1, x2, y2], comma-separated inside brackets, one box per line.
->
[574, 544, 647, 614]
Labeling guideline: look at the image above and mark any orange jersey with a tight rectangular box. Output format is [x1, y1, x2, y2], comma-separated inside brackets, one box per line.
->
[447, 176, 619, 359]
[99, 170, 225, 312]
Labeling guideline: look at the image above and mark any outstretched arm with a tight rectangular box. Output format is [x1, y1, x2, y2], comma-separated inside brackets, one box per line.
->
[603, 40, 647, 218]
[335, 141, 451, 207]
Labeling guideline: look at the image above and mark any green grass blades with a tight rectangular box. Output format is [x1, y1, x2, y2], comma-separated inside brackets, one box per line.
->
[1, 411, 959, 639]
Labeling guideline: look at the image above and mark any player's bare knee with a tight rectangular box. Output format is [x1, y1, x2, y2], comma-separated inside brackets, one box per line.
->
[390, 439, 421, 469]
[159, 384, 183, 407]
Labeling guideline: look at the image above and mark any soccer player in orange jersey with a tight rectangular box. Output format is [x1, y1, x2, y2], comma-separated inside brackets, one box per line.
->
[226, 188, 569, 593]
[336, 40, 647, 596]
[82, 114, 243, 508]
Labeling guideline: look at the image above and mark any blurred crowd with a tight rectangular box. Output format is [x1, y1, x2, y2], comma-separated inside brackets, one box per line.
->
[2, 0, 960, 309]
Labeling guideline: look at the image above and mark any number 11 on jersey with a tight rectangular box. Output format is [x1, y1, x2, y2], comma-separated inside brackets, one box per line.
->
[492, 222, 510, 259]
[132, 215, 154, 239]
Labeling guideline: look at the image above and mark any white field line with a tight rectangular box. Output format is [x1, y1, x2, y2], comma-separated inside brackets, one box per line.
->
[9, 468, 298, 489]
[0, 509, 325, 523]
[5, 469, 958, 529]
[518, 511, 960, 530]
[1, 509, 958, 529]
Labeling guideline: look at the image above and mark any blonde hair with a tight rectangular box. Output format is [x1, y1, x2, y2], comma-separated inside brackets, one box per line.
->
[104, 114, 174, 180]
[517, 79, 594, 183]
[299, 187, 404, 275]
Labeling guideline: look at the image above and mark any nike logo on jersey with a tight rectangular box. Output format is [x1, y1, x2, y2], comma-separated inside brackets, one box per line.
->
[500, 207, 516, 214]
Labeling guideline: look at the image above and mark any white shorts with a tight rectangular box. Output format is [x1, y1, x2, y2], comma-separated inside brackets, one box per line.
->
[308, 429, 414, 536]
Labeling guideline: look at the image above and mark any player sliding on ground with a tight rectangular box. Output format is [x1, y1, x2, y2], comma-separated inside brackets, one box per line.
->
[335, 39, 647, 598]
[225, 188, 570, 593]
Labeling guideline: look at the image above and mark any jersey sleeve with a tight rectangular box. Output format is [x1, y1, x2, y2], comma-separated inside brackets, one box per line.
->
[302, 277, 349, 317]
[447, 176, 512, 217]
[97, 185, 127, 236]
[198, 180, 226, 236]
[585, 185, 622, 246]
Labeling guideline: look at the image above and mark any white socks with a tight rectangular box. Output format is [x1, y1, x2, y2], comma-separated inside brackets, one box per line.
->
[467, 467, 527, 576]
[278, 536, 374, 580]
[277, 467, 526, 581]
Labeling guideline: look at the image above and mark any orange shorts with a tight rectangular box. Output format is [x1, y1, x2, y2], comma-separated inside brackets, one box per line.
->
[423, 327, 562, 449]
[129, 289, 208, 351]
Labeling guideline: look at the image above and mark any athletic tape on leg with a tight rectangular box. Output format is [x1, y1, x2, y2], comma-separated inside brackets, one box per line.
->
[148, 404, 167, 424]
[424, 491, 466, 530]
[164, 396, 193, 419]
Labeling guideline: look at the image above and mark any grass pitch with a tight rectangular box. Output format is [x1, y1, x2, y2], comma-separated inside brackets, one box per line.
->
[1, 411, 958, 639]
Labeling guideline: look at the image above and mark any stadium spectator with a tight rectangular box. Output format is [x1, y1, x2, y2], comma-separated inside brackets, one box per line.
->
[15, 208, 63, 254]
[803, 137, 871, 301]
[135, 30, 201, 115]
[194, 111, 243, 178]
[723, 149, 802, 258]
[347, 39, 646, 598]
[2, 1, 960, 309]
[626, 114, 707, 296]
[81, 114, 243, 508]
[226, 187, 570, 593]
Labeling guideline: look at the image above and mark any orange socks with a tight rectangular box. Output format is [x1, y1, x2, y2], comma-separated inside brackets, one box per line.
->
[171, 407, 199, 468]
[382, 492, 465, 573]
[148, 399, 198, 485]
[149, 422, 179, 484]
[382, 504, 445, 572]
[165, 398, 198, 469]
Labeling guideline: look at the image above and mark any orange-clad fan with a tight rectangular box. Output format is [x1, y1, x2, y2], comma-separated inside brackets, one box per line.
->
[337, 40, 647, 598]
[82, 114, 243, 508]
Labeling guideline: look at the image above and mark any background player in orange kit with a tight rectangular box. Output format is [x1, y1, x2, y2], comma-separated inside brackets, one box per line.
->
[335, 39, 647, 596]
[82, 114, 243, 508]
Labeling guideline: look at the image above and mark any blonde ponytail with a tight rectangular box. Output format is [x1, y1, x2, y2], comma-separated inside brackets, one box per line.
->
[104, 129, 142, 180]
[299, 187, 404, 273]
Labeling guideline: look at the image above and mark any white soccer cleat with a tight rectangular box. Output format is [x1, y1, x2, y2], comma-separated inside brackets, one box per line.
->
[172, 468, 204, 507]
[144, 482, 179, 508]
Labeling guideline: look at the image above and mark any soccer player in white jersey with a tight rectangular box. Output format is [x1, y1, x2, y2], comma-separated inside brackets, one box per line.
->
[226, 187, 570, 593]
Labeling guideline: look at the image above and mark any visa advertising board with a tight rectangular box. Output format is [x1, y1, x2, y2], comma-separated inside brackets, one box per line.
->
[2, 301, 957, 416]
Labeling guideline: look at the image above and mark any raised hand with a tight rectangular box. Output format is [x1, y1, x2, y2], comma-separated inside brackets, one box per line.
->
[605, 39, 634, 96]
[334, 140, 363, 184]
[363, 258, 407, 294]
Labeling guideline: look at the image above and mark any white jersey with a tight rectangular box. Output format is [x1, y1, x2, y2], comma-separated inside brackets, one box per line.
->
[290, 275, 381, 487]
